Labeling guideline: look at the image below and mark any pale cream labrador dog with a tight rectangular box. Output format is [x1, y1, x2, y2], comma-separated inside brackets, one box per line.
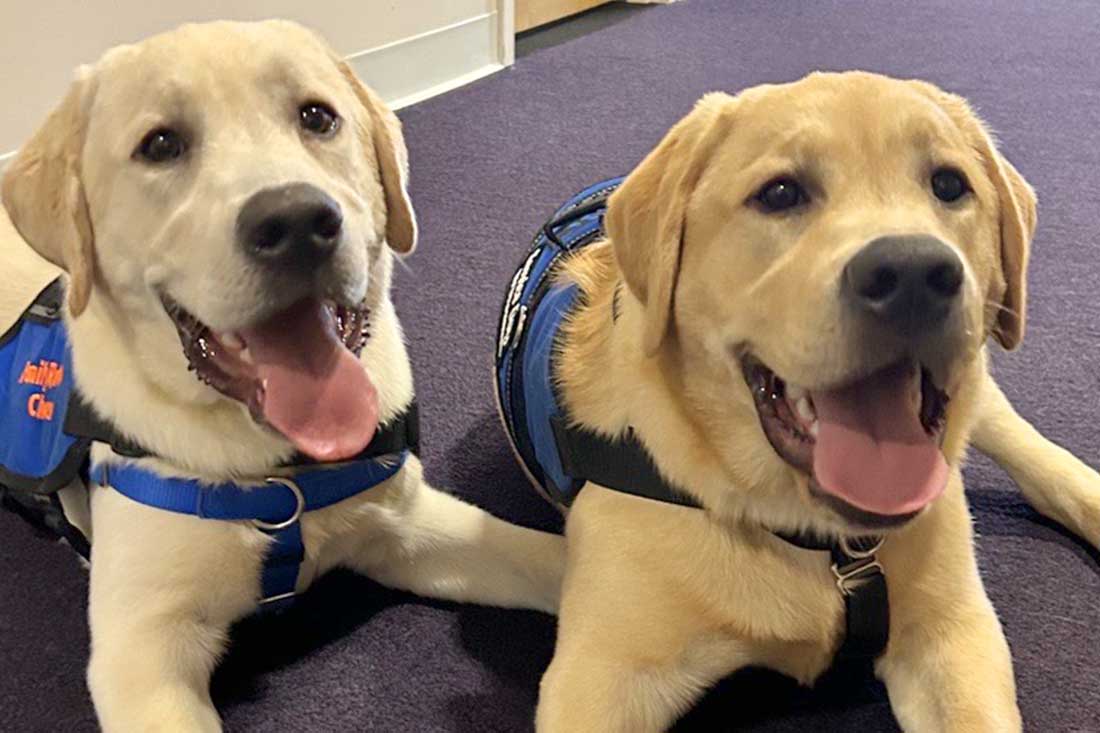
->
[1, 20, 564, 732]
[534, 72, 1100, 731]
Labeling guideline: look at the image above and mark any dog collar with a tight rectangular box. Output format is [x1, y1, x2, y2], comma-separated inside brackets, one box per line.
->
[494, 177, 889, 662]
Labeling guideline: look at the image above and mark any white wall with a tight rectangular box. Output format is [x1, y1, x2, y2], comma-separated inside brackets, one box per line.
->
[0, 1, 514, 164]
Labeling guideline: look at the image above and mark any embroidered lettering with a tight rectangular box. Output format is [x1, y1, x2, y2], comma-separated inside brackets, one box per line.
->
[17, 359, 65, 390]
[27, 393, 55, 421]
[16, 358, 65, 421]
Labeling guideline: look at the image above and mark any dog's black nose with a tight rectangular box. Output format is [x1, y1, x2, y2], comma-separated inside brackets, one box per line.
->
[237, 183, 343, 269]
[843, 235, 964, 335]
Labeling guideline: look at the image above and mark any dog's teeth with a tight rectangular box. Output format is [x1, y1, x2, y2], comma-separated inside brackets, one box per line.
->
[795, 396, 816, 422]
[240, 348, 254, 365]
[810, 420, 820, 438]
[787, 384, 808, 402]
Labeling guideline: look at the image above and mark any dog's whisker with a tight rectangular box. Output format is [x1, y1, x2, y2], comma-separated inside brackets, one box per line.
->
[984, 299, 1020, 319]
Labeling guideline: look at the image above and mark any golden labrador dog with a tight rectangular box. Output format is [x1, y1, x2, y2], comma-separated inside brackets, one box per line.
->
[526, 72, 1100, 731]
[1, 21, 564, 732]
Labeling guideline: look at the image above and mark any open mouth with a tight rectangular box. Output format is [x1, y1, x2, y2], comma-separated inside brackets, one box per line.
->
[741, 355, 950, 527]
[162, 294, 380, 462]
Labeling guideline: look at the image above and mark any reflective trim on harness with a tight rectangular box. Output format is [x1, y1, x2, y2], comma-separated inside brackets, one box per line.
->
[494, 178, 889, 662]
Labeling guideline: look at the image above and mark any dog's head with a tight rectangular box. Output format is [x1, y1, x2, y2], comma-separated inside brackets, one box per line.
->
[2, 20, 415, 464]
[607, 72, 1035, 534]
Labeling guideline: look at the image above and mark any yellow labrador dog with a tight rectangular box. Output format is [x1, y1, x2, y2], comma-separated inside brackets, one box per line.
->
[1, 20, 563, 732]
[515, 72, 1100, 731]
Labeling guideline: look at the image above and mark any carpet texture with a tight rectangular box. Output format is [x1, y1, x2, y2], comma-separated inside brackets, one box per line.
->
[2, 1, 1099, 730]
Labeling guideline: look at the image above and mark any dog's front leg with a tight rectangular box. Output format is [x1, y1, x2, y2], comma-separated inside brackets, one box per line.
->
[86, 489, 263, 732]
[877, 484, 1022, 732]
[879, 599, 1019, 733]
[345, 459, 566, 613]
[973, 371, 1100, 548]
[534, 489, 760, 733]
[538, 621, 764, 733]
[87, 611, 224, 733]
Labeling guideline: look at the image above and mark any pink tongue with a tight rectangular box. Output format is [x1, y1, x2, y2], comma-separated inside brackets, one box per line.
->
[811, 362, 947, 516]
[241, 299, 379, 462]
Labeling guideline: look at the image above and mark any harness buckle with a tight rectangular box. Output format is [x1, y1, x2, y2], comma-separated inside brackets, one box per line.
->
[252, 477, 305, 531]
[831, 535, 885, 596]
[831, 556, 884, 596]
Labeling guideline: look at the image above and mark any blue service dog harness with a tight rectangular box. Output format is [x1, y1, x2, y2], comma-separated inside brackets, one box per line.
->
[494, 178, 890, 662]
[0, 279, 419, 609]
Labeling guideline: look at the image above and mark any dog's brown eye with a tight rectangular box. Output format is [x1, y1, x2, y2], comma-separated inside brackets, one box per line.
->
[756, 178, 807, 212]
[136, 128, 186, 163]
[931, 168, 969, 203]
[299, 102, 340, 136]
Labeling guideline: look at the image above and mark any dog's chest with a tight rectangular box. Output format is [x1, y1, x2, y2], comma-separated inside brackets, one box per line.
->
[713, 543, 845, 643]
[296, 498, 378, 577]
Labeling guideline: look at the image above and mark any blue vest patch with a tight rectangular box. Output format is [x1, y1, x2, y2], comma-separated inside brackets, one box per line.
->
[0, 280, 89, 495]
[494, 177, 624, 507]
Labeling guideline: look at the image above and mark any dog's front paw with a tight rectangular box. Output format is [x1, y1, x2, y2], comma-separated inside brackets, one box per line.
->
[1040, 453, 1100, 550]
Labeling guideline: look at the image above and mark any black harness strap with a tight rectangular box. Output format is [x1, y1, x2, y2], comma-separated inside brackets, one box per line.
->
[829, 538, 890, 661]
[63, 391, 148, 459]
[551, 418, 701, 508]
[550, 416, 889, 661]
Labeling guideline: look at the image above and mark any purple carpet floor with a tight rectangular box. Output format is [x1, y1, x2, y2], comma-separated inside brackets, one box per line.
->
[3, 1, 1099, 730]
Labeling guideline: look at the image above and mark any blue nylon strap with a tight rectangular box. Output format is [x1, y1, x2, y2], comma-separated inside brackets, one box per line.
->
[260, 523, 305, 612]
[89, 453, 408, 521]
[88, 451, 409, 608]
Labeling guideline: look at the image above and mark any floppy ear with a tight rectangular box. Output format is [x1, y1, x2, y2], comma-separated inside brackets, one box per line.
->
[338, 62, 417, 254]
[1, 70, 96, 316]
[914, 82, 1036, 350]
[988, 153, 1036, 349]
[605, 93, 734, 355]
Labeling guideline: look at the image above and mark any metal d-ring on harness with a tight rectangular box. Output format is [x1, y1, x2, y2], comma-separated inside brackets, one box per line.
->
[254, 477, 307, 531]
[494, 176, 892, 664]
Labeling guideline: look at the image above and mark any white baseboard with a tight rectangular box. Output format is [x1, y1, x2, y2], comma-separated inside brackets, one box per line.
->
[346, 9, 509, 111]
